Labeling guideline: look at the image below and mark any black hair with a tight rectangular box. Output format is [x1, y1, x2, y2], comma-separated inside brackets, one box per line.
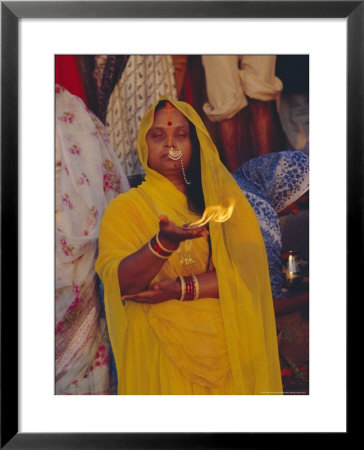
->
[184, 122, 205, 215]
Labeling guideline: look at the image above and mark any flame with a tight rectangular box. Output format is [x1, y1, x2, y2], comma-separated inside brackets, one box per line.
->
[185, 198, 235, 228]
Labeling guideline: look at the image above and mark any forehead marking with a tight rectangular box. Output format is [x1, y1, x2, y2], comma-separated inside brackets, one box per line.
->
[161, 103, 175, 145]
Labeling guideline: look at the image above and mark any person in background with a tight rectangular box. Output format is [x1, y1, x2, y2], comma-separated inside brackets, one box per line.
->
[202, 55, 285, 172]
[233, 150, 309, 315]
[95, 97, 283, 395]
[105, 55, 178, 187]
[55, 85, 130, 394]
[275, 55, 309, 154]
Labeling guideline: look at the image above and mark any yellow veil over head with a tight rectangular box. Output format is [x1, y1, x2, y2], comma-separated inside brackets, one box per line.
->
[96, 96, 282, 394]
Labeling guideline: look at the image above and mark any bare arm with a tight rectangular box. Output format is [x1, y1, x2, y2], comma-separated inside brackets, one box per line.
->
[193, 271, 219, 299]
[121, 270, 219, 304]
[118, 215, 209, 295]
[118, 241, 169, 295]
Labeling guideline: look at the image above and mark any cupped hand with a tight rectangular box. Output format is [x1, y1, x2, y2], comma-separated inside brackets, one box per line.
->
[121, 279, 181, 304]
[158, 215, 209, 248]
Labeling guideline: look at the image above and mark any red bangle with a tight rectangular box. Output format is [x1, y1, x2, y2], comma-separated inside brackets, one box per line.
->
[156, 232, 178, 252]
[148, 235, 171, 259]
[183, 275, 195, 301]
[177, 275, 199, 301]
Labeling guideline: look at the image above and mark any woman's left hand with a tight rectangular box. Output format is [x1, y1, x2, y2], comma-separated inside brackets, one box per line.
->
[121, 279, 181, 304]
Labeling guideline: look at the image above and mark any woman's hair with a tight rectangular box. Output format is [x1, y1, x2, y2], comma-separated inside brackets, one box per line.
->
[184, 122, 205, 215]
[155, 100, 205, 215]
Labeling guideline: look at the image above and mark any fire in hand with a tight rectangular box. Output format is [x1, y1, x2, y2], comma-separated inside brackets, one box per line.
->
[185, 198, 235, 229]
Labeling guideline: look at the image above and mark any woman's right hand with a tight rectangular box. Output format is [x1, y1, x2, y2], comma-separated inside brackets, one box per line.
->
[158, 215, 209, 249]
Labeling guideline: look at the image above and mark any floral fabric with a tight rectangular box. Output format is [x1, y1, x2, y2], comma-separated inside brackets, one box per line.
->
[55, 85, 130, 394]
[105, 55, 177, 181]
[233, 150, 309, 298]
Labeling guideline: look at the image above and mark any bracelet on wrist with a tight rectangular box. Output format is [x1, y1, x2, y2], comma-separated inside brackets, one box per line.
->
[192, 274, 199, 300]
[156, 231, 179, 253]
[184, 275, 195, 301]
[148, 235, 171, 259]
[177, 276, 185, 301]
[176, 275, 200, 301]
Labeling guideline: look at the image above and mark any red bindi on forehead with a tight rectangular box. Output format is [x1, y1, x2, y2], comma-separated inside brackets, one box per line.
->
[161, 103, 176, 143]
[164, 102, 174, 126]
[154, 103, 188, 131]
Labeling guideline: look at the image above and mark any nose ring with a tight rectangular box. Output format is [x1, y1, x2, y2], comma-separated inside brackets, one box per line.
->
[167, 145, 182, 161]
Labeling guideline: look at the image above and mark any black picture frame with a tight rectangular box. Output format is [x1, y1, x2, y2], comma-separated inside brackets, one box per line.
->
[1, 1, 356, 448]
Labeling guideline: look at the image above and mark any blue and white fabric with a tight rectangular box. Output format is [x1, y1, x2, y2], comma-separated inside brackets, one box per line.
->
[233, 150, 309, 298]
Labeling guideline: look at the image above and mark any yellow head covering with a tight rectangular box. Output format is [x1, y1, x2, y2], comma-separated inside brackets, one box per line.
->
[96, 96, 282, 394]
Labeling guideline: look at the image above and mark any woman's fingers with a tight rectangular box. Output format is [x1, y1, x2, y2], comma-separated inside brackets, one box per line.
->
[159, 219, 209, 243]
[159, 216, 208, 235]
[121, 289, 166, 304]
[121, 279, 180, 304]
[184, 227, 209, 240]
[158, 215, 170, 224]
[122, 290, 154, 300]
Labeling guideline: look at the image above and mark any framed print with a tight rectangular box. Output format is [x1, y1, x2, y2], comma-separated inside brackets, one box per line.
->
[1, 0, 357, 447]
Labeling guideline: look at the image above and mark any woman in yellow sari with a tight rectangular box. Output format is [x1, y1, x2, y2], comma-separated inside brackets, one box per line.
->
[95, 97, 282, 395]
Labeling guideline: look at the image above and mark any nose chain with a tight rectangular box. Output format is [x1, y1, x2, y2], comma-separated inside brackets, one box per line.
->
[180, 158, 191, 185]
[167, 145, 191, 185]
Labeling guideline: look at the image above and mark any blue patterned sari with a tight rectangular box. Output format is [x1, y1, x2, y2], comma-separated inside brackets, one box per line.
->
[233, 150, 309, 298]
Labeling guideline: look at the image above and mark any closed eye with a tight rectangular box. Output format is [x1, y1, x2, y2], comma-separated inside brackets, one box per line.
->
[148, 130, 165, 139]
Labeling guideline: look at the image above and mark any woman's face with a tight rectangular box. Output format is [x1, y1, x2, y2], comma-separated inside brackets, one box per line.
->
[146, 103, 193, 177]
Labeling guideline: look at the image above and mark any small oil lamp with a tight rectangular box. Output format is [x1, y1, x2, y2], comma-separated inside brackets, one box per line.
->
[285, 250, 301, 286]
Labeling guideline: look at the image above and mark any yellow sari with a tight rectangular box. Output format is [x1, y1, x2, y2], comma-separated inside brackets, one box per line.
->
[95, 96, 283, 394]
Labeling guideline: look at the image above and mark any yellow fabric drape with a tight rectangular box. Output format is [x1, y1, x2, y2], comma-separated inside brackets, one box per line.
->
[95, 96, 282, 394]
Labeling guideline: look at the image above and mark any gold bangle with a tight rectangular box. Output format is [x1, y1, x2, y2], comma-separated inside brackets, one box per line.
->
[148, 239, 170, 259]
[156, 232, 178, 253]
[178, 275, 185, 301]
[192, 274, 199, 300]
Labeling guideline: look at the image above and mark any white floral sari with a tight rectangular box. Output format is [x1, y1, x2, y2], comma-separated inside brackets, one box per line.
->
[55, 85, 130, 394]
